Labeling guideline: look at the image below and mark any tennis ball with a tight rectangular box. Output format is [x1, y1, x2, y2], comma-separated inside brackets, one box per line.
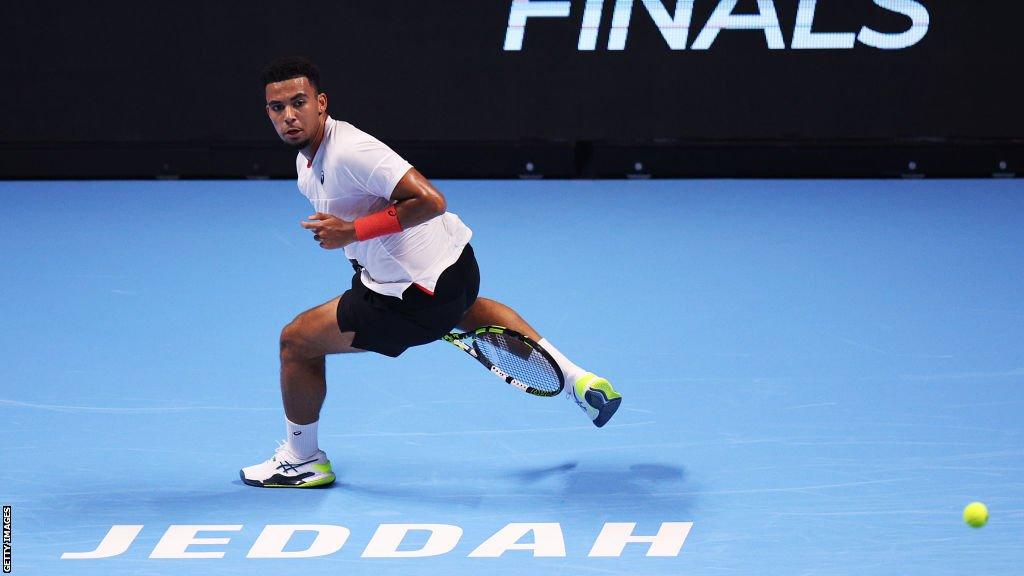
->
[963, 502, 988, 528]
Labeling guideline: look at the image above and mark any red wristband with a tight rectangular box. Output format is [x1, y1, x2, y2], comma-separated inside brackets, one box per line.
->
[354, 205, 402, 241]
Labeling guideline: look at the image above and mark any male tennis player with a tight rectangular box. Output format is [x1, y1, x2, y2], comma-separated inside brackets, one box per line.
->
[241, 57, 622, 488]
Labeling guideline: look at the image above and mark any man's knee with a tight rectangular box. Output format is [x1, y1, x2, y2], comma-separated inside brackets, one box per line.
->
[280, 315, 320, 362]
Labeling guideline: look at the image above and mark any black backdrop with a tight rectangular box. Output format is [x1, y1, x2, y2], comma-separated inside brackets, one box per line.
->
[3, 1, 1022, 177]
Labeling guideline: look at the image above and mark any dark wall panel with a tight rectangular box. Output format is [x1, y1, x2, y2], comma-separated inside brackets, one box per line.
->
[3, 1, 1021, 177]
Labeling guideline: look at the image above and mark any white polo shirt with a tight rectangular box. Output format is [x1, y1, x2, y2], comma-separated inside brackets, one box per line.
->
[296, 117, 472, 298]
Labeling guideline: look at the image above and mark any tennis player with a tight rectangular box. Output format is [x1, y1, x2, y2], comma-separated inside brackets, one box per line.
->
[241, 57, 622, 488]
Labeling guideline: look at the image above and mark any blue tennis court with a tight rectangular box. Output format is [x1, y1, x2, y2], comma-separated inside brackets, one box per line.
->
[2, 178, 1022, 575]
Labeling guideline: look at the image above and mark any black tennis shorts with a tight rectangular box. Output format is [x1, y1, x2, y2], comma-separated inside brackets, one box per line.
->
[337, 244, 480, 357]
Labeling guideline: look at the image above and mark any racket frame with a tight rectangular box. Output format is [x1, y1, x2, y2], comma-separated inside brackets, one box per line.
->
[443, 326, 565, 397]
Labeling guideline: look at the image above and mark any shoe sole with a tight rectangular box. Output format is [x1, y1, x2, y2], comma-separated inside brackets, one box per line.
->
[239, 470, 336, 488]
[585, 389, 622, 428]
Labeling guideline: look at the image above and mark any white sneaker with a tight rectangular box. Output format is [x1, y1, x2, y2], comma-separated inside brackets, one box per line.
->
[240, 442, 336, 488]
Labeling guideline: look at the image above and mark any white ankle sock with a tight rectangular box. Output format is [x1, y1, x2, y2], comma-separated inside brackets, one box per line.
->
[538, 337, 587, 394]
[285, 417, 320, 458]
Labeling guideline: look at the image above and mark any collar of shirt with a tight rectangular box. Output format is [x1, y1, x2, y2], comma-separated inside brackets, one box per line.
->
[305, 117, 336, 168]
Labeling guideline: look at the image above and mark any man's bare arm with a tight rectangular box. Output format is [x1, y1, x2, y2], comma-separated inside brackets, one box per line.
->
[299, 168, 446, 249]
[389, 167, 447, 228]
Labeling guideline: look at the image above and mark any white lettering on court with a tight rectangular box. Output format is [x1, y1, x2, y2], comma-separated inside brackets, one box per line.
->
[588, 522, 693, 557]
[247, 525, 350, 558]
[61, 525, 143, 559]
[468, 523, 566, 557]
[361, 524, 463, 558]
[149, 525, 242, 559]
[62, 521, 694, 559]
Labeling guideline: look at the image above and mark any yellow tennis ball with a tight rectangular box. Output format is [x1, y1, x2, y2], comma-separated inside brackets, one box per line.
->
[963, 502, 988, 528]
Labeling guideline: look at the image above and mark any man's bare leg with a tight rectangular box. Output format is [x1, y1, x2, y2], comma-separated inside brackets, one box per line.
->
[241, 295, 358, 487]
[279, 295, 363, 424]
[457, 297, 540, 340]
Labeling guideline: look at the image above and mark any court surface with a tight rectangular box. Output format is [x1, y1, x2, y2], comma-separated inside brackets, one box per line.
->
[2, 178, 1022, 575]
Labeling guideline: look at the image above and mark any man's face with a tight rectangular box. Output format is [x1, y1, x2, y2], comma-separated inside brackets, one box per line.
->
[265, 76, 327, 150]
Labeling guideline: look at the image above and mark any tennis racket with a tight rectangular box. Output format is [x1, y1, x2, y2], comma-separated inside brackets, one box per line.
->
[443, 326, 565, 397]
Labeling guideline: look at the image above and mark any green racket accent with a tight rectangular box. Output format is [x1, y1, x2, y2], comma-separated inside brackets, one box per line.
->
[444, 326, 565, 397]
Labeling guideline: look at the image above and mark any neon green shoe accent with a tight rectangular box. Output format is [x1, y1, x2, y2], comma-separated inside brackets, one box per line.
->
[574, 373, 597, 398]
[575, 373, 620, 401]
[298, 473, 336, 488]
[574, 373, 622, 427]
[289, 460, 335, 487]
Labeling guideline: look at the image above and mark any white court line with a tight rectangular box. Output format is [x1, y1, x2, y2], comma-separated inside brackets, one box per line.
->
[783, 402, 838, 410]
[322, 420, 656, 438]
[0, 398, 277, 413]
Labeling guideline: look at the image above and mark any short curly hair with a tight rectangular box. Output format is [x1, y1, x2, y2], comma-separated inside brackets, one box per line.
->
[261, 56, 322, 94]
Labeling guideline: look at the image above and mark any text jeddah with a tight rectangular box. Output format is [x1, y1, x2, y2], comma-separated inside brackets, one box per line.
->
[62, 522, 692, 559]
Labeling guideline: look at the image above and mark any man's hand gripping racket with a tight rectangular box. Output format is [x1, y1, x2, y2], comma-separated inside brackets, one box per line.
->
[443, 326, 564, 397]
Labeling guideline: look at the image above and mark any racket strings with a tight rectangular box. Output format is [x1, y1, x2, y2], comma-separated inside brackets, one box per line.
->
[473, 333, 562, 394]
